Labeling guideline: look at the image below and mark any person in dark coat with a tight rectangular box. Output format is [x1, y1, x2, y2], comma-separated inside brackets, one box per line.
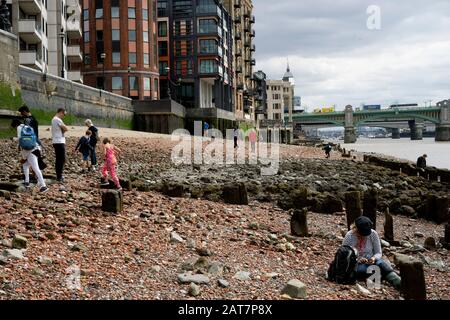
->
[417, 154, 427, 168]
[85, 119, 99, 170]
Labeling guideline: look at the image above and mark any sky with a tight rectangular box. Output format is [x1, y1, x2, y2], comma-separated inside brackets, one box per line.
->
[253, 0, 450, 111]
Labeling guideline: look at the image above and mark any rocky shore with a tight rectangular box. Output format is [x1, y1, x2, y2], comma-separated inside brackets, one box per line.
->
[0, 128, 448, 300]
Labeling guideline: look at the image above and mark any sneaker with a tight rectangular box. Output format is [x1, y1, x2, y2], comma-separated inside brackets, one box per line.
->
[22, 182, 30, 188]
[39, 186, 49, 193]
[57, 177, 65, 184]
[116, 187, 123, 192]
[100, 179, 110, 186]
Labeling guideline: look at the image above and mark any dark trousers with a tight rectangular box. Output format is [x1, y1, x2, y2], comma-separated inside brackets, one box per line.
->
[90, 144, 97, 166]
[53, 143, 66, 180]
[357, 258, 394, 280]
[234, 137, 238, 148]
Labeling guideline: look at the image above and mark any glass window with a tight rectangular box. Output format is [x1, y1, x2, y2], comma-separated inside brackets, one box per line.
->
[200, 60, 217, 74]
[129, 76, 138, 90]
[83, 9, 89, 20]
[158, 41, 168, 56]
[112, 52, 120, 64]
[84, 54, 91, 65]
[128, 30, 136, 41]
[112, 77, 122, 90]
[143, 31, 149, 42]
[112, 30, 120, 41]
[96, 31, 103, 41]
[158, 21, 167, 37]
[144, 77, 151, 91]
[157, 0, 168, 16]
[198, 19, 217, 34]
[142, 9, 149, 20]
[199, 39, 217, 54]
[95, 8, 103, 19]
[84, 32, 89, 42]
[129, 53, 137, 64]
[111, 7, 120, 18]
[128, 8, 136, 18]
[143, 53, 149, 65]
[154, 79, 158, 96]
[159, 61, 168, 75]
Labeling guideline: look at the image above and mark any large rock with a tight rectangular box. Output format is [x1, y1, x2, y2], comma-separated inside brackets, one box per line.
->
[170, 232, 184, 244]
[423, 237, 436, 250]
[281, 279, 307, 299]
[12, 235, 27, 249]
[233, 271, 251, 281]
[101, 190, 123, 213]
[363, 189, 378, 229]
[0, 182, 19, 192]
[0, 190, 11, 200]
[395, 255, 427, 300]
[345, 191, 362, 230]
[188, 283, 201, 297]
[177, 272, 210, 284]
[222, 183, 248, 205]
[321, 194, 343, 214]
[290, 209, 309, 237]
[162, 182, 185, 198]
[2, 249, 24, 260]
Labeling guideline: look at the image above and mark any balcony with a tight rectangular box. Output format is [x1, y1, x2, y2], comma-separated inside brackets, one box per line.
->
[234, 15, 241, 24]
[67, 45, 82, 63]
[68, 70, 82, 82]
[236, 67, 242, 74]
[250, 44, 255, 52]
[19, 51, 43, 70]
[18, 20, 42, 44]
[250, 15, 255, 24]
[235, 31, 242, 40]
[66, 23, 82, 39]
[236, 83, 244, 91]
[234, 0, 241, 8]
[250, 30, 255, 38]
[19, 0, 42, 15]
[196, 5, 221, 17]
[251, 59, 256, 66]
[244, 23, 250, 32]
[243, 10, 250, 18]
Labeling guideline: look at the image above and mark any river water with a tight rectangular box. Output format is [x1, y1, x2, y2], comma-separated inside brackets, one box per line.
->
[339, 138, 450, 170]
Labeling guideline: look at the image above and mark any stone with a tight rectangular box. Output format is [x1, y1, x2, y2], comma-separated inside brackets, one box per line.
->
[286, 243, 296, 251]
[150, 265, 161, 273]
[429, 260, 446, 272]
[400, 205, 416, 217]
[208, 262, 223, 276]
[0, 190, 11, 200]
[1, 239, 12, 248]
[345, 191, 362, 230]
[196, 247, 212, 257]
[363, 189, 378, 229]
[384, 209, 394, 242]
[38, 256, 53, 266]
[396, 255, 427, 300]
[162, 182, 185, 198]
[101, 190, 123, 213]
[2, 249, 24, 260]
[12, 234, 27, 249]
[0, 182, 19, 192]
[170, 231, 184, 244]
[177, 272, 210, 285]
[0, 256, 7, 265]
[321, 194, 344, 214]
[380, 240, 391, 248]
[263, 272, 279, 279]
[423, 237, 436, 250]
[233, 271, 251, 281]
[290, 209, 308, 237]
[414, 232, 425, 238]
[186, 238, 196, 249]
[193, 257, 209, 270]
[356, 283, 371, 296]
[281, 279, 307, 299]
[188, 282, 201, 297]
[71, 243, 87, 252]
[222, 183, 249, 205]
[218, 279, 229, 288]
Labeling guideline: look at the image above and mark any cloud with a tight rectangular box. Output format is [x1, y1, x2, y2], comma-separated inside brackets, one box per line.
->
[253, 0, 450, 109]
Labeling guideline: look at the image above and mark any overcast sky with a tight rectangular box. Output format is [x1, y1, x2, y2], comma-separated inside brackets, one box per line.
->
[253, 0, 450, 110]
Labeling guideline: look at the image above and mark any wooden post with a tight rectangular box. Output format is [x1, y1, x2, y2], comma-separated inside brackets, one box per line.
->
[384, 208, 394, 242]
[345, 191, 362, 230]
[291, 209, 308, 237]
[363, 189, 378, 230]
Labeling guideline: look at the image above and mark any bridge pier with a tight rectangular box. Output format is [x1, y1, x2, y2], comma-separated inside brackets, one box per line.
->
[344, 126, 356, 144]
[435, 125, 450, 141]
[391, 128, 401, 139]
[409, 121, 423, 140]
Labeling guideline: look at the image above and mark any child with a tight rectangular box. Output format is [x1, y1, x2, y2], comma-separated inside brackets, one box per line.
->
[74, 130, 93, 173]
[100, 137, 122, 191]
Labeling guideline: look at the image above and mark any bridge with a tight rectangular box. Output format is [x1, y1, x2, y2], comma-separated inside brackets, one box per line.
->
[287, 99, 450, 143]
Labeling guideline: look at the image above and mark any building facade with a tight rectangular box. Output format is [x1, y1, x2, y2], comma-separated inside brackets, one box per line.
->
[224, 0, 255, 123]
[157, 0, 235, 133]
[81, 0, 159, 100]
[8, 0, 83, 82]
[252, 70, 267, 126]
[266, 64, 295, 123]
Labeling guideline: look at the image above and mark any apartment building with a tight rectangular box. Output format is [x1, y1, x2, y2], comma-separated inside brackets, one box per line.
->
[224, 0, 255, 123]
[253, 69, 267, 126]
[157, 0, 235, 132]
[266, 64, 295, 122]
[81, 0, 160, 100]
[8, 0, 83, 82]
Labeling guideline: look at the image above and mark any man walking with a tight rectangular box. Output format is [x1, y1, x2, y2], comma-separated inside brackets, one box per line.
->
[52, 108, 68, 183]
[19, 105, 41, 146]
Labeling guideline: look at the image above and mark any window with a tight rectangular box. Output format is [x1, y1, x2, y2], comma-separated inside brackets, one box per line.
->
[154, 79, 158, 97]
[128, 8, 136, 18]
[158, 21, 167, 37]
[198, 19, 217, 34]
[144, 77, 151, 91]
[83, 9, 89, 20]
[95, 9, 103, 19]
[112, 30, 120, 41]
[84, 54, 91, 65]
[111, 7, 120, 18]
[200, 60, 217, 74]
[112, 77, 122, 90]
[129, 76, 138, 90]
[84, 32, 89, 42]
[143, 31, 149, 42]
[158, 41, 168, 56]
[96, 77, 104, 90]
[129, 53, 137, 64]
[143, 53, 149, 65]
[128, 30, 136, 41]
[112, 52, 120, 64]
[96, 31, 104, 41]
[199, 39, 217, 54]
[142, 9, 149, 20]
[157, 0, 168, 16]
[159, 61, 168, 75]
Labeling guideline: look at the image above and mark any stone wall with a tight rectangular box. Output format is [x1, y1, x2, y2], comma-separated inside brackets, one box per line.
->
[18, 66, 134, 128]
[0, 29, 18, 88]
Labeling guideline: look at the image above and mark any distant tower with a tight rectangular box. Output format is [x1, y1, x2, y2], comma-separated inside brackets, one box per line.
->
[282, 58, 295, 85]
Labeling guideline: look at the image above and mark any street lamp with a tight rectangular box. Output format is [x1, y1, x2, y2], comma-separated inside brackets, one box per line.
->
[59, 29, 65, 78]
[165, 66, 171, 100]
[100, 52, 106, 97]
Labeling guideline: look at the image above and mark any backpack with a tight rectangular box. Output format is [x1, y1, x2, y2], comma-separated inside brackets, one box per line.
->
[19, 125, 37, 150]
[326, 245, 358, 285]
